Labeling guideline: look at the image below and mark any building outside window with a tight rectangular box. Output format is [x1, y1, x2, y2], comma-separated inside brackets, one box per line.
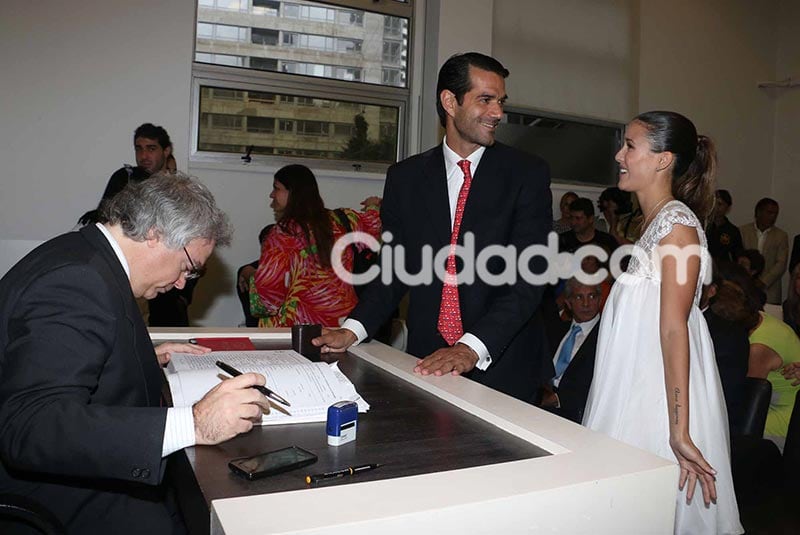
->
[193, 0, 412, 170]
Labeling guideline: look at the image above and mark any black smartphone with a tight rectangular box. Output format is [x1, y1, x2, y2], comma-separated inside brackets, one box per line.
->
[228, 446, 318, 481]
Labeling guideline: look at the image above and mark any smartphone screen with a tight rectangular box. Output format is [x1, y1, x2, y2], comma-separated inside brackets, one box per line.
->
[229, 446, 318, 480]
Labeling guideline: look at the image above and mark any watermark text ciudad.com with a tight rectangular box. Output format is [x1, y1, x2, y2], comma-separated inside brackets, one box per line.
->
[331, 231, 711, 287]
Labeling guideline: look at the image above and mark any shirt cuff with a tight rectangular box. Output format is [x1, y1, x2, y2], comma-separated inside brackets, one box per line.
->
[341, 318, 367, 345]
[458, 333, 492, 371]
[162, 406, 196, 457]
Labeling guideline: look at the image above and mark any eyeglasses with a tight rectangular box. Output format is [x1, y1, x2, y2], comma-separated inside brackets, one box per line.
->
[183, 247, 206, 280]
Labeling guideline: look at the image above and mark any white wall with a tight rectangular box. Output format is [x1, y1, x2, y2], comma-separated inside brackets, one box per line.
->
[186, 163, 384, 325]
[492, 0, 638, 123]
[0, 1, 194, 239]
[2, 0, 799, 324]
[0, 0, 385, 326]
[638, 0, 779, 226]
[772, 0, 800, 243]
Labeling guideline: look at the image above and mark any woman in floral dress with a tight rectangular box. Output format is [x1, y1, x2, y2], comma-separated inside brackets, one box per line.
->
[252, 164, 381, 327]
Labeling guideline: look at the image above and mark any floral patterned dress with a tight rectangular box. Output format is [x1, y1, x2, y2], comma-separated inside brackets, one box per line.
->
[251, 207, 381, 327]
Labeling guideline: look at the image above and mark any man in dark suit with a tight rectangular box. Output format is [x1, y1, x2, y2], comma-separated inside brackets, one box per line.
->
[314, 52, 553, 401]
[540, 278, 601, 423]
[0, 175, 268, 533]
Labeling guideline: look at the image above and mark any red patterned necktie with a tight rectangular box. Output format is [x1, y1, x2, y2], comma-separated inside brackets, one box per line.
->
[438, 159, 473, 345]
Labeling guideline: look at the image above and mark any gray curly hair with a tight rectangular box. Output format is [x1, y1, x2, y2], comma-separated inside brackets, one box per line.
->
[100, 172, 233, 249]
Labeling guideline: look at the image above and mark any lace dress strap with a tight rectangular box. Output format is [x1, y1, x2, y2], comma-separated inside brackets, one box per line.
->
[650, 200, 702, 243]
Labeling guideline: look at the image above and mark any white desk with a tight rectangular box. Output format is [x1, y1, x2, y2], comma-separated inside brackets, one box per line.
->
[151, 328, 678, 535]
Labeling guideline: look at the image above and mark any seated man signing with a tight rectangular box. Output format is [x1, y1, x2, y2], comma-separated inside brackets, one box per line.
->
[0, 174, 269, 534]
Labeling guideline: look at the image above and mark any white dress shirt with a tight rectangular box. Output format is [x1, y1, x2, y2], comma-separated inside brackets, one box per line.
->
[342, 138, 493, 371]
[755, 223, 772, 254]
[96, 223, 195, 457]
[551, 315, 600, 388]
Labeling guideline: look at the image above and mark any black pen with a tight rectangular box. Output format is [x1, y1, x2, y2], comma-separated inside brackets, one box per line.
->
[305, 463, 381, 484]
[215, 360, 291, 407]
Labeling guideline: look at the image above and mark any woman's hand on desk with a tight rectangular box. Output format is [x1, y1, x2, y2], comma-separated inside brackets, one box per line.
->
[155, 342, 211, 366]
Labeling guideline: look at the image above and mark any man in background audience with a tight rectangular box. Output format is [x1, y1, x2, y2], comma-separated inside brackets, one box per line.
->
[707, 189, 743, 263]
[540, 277, 602, 424]
[80, 122, 198, 326]
[739, 197, 788, 305]
[559, 197, 618, 257]
[552, 191, 578, 234]
[0, 175, 267, 533]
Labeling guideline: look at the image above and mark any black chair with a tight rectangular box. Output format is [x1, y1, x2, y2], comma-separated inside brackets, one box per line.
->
[781, 389, 800, 487]
[737, 377, 772, 438]
[0, 494, 65, 534]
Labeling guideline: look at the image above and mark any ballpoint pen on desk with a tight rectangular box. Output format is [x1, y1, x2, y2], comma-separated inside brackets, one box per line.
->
[305, 463, 381, 484]
[215, 360, 291, 407]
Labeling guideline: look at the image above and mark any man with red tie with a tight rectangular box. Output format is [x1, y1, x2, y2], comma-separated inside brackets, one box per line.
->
[315, 52, 553, 401]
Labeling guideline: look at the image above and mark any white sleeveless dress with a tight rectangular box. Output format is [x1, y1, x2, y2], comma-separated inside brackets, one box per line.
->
[583, 201, 743, 534]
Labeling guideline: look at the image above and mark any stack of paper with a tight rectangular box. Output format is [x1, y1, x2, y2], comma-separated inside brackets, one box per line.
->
[165, 349, 369, 425]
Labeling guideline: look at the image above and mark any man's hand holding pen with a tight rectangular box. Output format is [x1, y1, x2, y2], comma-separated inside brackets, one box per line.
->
[192, 372, 271, 445]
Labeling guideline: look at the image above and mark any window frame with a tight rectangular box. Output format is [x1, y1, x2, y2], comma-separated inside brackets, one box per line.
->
[191, 0, 414, 174]
[191, 62, 409, 174]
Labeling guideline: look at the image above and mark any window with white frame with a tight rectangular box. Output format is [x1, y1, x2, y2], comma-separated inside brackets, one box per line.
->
[193, 0, 413, 170]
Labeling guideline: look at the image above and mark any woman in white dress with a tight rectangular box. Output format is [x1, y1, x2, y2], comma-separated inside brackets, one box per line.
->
[583, 111, 743, 534]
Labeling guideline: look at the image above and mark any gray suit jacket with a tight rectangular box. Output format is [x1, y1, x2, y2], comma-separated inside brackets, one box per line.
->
[0, 225, 175, 533]
[739, 222, 788, 304]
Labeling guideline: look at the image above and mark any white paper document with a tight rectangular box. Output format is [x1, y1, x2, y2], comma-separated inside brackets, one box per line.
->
[165, 349, 369, 425]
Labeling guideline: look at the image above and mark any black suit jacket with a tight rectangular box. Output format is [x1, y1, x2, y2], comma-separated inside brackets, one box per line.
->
[545, 319, 599, 424]
[350, 142, 553, 401]
[0, 225, 175, 533]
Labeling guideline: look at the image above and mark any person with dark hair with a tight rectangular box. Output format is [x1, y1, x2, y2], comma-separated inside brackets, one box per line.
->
[735, 248, 768, 307]
[251, 164, 381, 327]
[700, 261, 757, 436]
[739, 197, 788, 305]
[747, 273, 800, 452]
[706, 189, 743, 263]
[552, 191, 578, 234]
[558, 197, 618, 258]
[78, 124, 202, 327]
[597, 186, 642, 245]
[583, 111, 742, 533]
[0, 174, 268, 533]
[80, 123, 174, 224]
[314, 52, 553, 403]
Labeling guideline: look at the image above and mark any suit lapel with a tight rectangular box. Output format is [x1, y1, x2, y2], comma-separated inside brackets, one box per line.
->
[563, 323, 598, 380]
[422, 145, 453, 247]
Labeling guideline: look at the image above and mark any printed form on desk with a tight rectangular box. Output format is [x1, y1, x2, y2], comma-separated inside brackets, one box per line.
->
[165, 349, 369, 425]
